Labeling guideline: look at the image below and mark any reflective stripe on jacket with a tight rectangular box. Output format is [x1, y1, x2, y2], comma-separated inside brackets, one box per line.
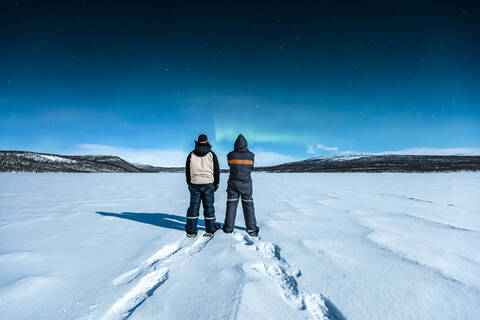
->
[227, 134, 254, 194]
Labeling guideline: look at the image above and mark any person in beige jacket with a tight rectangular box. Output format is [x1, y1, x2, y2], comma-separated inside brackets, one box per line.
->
[185, 134, 220, 237]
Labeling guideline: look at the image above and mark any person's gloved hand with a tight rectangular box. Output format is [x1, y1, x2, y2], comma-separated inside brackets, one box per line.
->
[214, 185, 219, 192]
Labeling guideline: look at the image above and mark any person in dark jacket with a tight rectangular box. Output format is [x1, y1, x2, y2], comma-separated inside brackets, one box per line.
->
[223, 134, 259, 236]
[185, 134, 220, 237]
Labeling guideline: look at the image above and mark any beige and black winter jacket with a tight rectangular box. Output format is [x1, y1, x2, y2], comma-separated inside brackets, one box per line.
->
[185, 142, 220, 187]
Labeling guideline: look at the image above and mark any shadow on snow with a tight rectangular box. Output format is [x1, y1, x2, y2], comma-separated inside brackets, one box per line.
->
[96, 211, 246, 232]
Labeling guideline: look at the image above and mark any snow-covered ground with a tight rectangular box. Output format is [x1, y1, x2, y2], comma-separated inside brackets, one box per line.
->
[1, 172, 479, 320]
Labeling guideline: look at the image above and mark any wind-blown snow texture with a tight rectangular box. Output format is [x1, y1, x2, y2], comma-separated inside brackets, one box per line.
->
[0, 173, 479, 320]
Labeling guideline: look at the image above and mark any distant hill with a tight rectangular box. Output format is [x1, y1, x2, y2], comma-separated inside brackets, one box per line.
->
[2, 151, 480, 173]
[0, 151, 183, 173]
[132, 163, 184, 173]
[255, 154, 480, 173]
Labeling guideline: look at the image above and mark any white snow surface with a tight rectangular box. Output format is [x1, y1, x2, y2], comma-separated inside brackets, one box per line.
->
[308, 153, 372, 162]
[39, 154, 77, 163]
[0, 172, 479, 320]
[376, 147, 480, 156]
[17, 153, 77, 163]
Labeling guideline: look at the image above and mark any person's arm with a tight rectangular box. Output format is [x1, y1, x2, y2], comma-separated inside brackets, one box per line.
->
[227, 152, 232, 169]
[185, 153, 192, 186]
[212, 152, 220, 190]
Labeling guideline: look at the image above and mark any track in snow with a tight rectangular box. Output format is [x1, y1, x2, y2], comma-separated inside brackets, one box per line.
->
[97, 234, 214, 320]
[233, 232, 347, 320]
[101, 268, 169, 320]
[91, 230, 346, 320]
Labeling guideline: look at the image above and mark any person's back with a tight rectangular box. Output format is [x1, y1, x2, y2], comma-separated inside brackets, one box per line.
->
[185, 134, 220, 237]
[227, 135, 254, 193]
[223, 134, 259, 236]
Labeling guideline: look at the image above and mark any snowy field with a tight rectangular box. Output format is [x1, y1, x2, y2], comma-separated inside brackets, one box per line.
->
[1, 172, 479, 320]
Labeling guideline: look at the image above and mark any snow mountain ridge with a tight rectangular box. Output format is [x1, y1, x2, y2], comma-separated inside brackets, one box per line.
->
[2, 150, 480, 173]
[0, 151, 182, 173]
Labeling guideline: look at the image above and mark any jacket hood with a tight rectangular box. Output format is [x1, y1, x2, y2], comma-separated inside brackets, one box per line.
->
[194, 141, 211, 156]
[234, 134, 248, 152]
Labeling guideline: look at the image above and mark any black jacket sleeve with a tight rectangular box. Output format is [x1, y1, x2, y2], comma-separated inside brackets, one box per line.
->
[185, 152, 192, 186]
[212, 152, 220, 186]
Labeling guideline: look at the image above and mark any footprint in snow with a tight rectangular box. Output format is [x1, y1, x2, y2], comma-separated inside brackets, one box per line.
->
[233, 232, 347, 320]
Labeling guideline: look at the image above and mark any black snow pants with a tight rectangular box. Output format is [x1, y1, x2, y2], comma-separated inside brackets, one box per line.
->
[223, 185, 258, 233]
[186, 183, 216, 233]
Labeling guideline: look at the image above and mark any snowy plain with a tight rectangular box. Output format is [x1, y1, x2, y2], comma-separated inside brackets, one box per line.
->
[0, 172, 479, 320]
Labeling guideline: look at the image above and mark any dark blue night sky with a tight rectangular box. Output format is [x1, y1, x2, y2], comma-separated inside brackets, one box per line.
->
[1, 1, 478, 165]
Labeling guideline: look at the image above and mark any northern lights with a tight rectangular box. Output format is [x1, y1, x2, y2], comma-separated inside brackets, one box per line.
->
[1, 1, 478, 165]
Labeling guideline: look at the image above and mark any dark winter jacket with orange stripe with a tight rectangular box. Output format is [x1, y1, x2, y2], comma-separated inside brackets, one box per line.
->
[227, 134, 254, 194]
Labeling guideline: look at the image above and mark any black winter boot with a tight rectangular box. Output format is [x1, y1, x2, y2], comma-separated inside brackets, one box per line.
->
[186, 231, 198, 238]
[247, 227, 259, 237]
[222, 225, 233, 234]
